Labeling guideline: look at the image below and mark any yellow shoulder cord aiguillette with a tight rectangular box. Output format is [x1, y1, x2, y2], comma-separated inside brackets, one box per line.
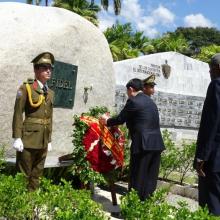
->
[26, 83, 45, 107]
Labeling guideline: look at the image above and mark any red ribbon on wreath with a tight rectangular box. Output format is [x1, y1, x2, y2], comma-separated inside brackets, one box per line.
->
[80, 115, 125, 173]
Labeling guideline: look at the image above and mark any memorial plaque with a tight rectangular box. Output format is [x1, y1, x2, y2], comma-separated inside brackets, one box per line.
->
[48, 61, 78, 108]
[152, 91, 204, 129]
[115, 86, 205, 130]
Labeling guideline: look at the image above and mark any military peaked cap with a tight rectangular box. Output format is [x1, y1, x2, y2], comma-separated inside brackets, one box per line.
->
[31, 52, 55, 65]
[143, 74, 156, 86]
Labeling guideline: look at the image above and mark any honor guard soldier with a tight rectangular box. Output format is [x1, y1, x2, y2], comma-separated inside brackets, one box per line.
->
[142, 74, 156, 97]
[12, 52, 55, 191]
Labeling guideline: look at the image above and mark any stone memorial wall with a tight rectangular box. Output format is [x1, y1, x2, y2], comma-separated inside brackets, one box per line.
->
[114, 52, 210, 141]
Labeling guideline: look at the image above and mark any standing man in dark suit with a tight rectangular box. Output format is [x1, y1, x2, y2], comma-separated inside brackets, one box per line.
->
[100, 78, 164, 200]
[12, 52, 54, 191]
[194, 53, 220, 216]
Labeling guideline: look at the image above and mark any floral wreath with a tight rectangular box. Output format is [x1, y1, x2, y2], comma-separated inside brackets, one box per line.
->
[71, 107, 125, 184]
[81, 115, 124, 173]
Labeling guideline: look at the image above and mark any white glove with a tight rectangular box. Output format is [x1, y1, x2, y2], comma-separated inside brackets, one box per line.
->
[99, 112, 110, 125]
[48, 142, 52, 152]
[101, 112, 110, 120]
[13, 138, 24, 152]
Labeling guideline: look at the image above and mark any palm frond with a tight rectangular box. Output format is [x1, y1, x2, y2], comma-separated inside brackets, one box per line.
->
[114, 0, 121, 15]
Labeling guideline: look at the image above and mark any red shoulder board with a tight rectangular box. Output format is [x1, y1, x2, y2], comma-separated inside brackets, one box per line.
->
[33, 80, 38, 90]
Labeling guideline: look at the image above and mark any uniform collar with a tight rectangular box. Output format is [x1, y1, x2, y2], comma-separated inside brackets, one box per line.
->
[36, 80, 48, 92]
[33, 80, 47, 94]
[37, 80, 44, 89]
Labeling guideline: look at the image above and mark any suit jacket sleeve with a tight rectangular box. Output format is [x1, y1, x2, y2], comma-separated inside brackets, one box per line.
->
[12, 85, 27, 138]
[195, 80, 220, 161]
[107, 98, 136, 127]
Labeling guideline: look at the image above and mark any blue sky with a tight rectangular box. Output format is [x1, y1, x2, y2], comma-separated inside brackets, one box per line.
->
[1, 0, 220, 38]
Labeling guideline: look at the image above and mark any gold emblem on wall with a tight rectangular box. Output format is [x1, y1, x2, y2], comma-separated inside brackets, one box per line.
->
[161, 60, 171, 79]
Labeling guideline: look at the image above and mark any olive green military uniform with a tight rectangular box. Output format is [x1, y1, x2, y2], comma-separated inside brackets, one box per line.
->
[12, 52, 54, 191]
[13, 79, 54, 190]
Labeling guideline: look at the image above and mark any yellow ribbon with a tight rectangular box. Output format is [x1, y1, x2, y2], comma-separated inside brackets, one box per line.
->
[26, 83, 45, 107]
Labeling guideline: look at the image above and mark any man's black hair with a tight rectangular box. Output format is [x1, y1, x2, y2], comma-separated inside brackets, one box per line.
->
[126, 78, 143, 91]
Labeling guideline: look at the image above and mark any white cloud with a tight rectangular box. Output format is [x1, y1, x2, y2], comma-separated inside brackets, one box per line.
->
[98, 10, 117, 32]
[120, 0, 143, 21]
[137, 16, 155, 30]
[136, 5, 175, 37]
[184, 13, 214, 28]
[98, 1, 175, 38]
[152, 5, 175, 25]
[136, 16, 158, 37]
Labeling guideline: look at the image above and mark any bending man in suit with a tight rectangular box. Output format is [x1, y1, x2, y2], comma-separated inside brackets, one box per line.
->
[100, 78, 164, 200]
[194, 53, 220, 215]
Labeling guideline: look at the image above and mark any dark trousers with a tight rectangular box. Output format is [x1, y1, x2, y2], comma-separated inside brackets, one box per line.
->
[199, 172, 220, 216]
[16, 148, 47, 191]
[129, 151, 161, 201]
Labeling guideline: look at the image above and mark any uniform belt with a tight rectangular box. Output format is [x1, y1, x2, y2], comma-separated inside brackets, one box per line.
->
[25, 117, 51, 125]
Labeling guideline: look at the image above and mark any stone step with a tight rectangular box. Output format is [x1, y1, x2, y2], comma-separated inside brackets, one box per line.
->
[93, 181, 198, 219]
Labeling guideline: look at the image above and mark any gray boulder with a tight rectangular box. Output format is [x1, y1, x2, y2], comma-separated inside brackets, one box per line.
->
[0, 2, 115, 156]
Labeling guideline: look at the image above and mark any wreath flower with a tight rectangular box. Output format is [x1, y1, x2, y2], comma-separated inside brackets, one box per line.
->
[71, 107, 125, 185]
[81, 115, 124, 173]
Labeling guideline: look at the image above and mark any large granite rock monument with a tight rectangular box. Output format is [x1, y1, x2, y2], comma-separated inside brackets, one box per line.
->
[114, 52, 210, 142]
[0, 3, 115, 157]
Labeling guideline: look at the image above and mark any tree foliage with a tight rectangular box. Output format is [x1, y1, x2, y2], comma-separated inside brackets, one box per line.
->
[149, 33, 190, 54]
[193, 44, 220, 63]
[52, 0, 121, 15]
[53, 0, 100, 26]
[146, 27, 220, 61]
[173, 27, 220, 49]
[26, 0, 50, 6]
[104, 23, 151, 61]
[93, 0, 121, 15]
[26, 0, 41, 5]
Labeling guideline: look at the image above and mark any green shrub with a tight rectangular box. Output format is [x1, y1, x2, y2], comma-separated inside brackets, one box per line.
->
[86, 106, 109, 117]
[176, 141, 196, 185]
[121, 189, 218, 220]
[160, 130, 196, 185]
[0, 173, 107, 220]
[160, 130, 179, 180]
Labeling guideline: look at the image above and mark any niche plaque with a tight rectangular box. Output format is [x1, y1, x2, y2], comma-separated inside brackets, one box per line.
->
[48, 61, 78, 108]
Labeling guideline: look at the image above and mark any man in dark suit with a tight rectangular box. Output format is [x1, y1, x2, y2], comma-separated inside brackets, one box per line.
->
[100, 78, 164, 200]
[194, 53, 220, 215]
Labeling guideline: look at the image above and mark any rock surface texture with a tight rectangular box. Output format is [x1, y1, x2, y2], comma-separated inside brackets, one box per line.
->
[0, 3, 115, 156]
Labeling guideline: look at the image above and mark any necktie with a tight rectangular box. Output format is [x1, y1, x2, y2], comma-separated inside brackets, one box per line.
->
[43, 85, 48, 94]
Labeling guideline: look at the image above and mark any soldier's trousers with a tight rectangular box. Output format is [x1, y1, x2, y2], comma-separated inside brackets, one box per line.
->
[16, 147, 47, 191]
[129, 151, 161, 201]
[199, 172, 220, 216]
